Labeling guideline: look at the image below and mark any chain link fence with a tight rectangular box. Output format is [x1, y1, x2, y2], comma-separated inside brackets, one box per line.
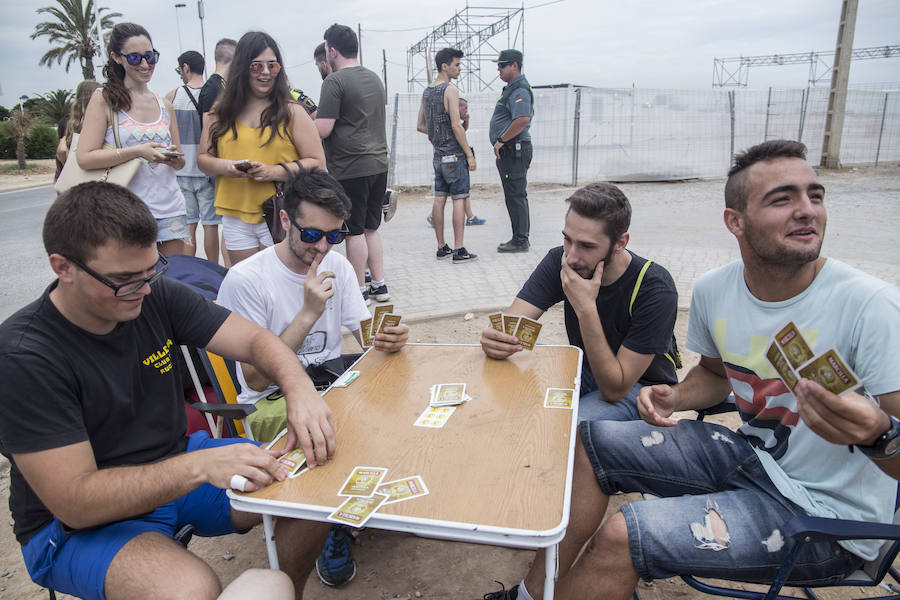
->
[387, 86, 900, 187]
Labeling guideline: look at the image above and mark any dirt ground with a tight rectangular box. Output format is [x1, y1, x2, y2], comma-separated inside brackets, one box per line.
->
[2, 307, 891, 599]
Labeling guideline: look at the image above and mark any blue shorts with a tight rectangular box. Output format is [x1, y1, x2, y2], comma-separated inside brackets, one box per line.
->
[156, 214, 189, 243]
[580, 419, 863, 585]
[177, 175, 220, 225]
[433, 153, 470, 199]
[20, 432, 259, 600]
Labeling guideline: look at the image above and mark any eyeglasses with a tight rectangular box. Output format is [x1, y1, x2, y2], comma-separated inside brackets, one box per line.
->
[249, 60, 282, 75]
[119, 50, 160, 66]
[66, 253, 169, 297]
[497, 61, 512, 69]
[289, 218, 349, 244]
[174, 65, 184, 75]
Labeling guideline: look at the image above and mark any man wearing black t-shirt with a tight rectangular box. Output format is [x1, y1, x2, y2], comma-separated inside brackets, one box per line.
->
[480, 183, 679, 421]
[0, 182, 332, 599]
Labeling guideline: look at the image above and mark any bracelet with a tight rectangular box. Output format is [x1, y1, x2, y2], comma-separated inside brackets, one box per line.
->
[116, 148, 122, 159]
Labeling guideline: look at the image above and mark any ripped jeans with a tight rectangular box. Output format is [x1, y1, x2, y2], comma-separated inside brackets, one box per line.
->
[580, 419, 863, 584]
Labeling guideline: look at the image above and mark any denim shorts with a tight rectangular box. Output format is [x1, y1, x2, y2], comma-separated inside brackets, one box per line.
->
[433, 153, 470, 199]
[177, 175, 220, 225]
[580, 419, 862, 585]
[20, 432, 259, 600]
[156, 214, 189, 243]
[578, 381, 643, 423]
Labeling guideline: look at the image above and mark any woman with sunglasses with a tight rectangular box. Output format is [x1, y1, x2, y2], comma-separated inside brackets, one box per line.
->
[78, 22, 189, 257]
[198, 31, 325, 265]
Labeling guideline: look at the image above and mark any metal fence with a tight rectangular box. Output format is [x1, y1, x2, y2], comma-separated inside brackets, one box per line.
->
[387, 86, 900, 187]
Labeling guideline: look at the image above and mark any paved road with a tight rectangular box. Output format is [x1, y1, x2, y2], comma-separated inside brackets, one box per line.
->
[2, 166, 898, 324]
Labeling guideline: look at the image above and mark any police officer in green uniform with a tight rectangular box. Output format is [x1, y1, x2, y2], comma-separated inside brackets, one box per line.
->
[489, 49, 533, 253]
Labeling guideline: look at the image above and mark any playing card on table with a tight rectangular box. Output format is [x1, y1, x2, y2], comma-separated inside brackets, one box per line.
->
[544, 388, 575, 409]
[514, 317, 542, 350]
[337, 466, 388, 497]
[377, 475, 429, 504]
[277, 448, 307, 476]
[774, 321, 815, 369]
[327, 494, 388, 528]
[376, 313, 402, 334]
[359, 317, 374, 347]
[430, 383, 466, 406]
[488, 312, 504, 332]
[332, 370, 360, 387]
[372, 304, 394, 333]
[766, 341, 799, 391]
[414, 405, 457, 428]
[503, 315, 520, 336]
[797, 348, 861, 396]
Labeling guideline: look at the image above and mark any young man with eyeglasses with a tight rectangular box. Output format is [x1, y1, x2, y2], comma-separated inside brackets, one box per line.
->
[0, 181, 335, 599]
[490, 49, 534, 253]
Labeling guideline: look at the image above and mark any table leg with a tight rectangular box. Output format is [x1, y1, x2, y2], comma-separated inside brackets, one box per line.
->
[263, 514, 280, 569]
[544, 542, 558, 599]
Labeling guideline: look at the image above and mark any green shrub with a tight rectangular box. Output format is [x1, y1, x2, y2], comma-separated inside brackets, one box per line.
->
[0, 122, 15, 159]
[25, 123, 59, 159]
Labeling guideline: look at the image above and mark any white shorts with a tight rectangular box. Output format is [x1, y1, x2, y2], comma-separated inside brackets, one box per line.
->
[221, 215, 274, 251]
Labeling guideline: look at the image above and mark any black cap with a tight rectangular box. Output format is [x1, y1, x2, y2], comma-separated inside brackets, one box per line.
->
[492, 49, 523, 64]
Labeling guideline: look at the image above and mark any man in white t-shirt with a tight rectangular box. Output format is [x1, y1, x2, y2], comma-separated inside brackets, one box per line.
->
[483, 140, 900, 600]
[217, 169, 409, 443]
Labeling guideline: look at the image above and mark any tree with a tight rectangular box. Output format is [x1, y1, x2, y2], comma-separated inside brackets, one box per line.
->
[8, 110, 34, 170]
[33, 89, 75, 125]
[30, 0, 122, 81]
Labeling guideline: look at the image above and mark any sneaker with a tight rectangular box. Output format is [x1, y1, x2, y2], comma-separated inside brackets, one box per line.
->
[483, 582, 518, 599]
[466, 215, 486, 226]
[383, 188, 398, 222]
[316, 526, 357, 586]
[426, 214, 434, 228]
[362, 289, 372, 307]
[497, 239, 530, 253]
[368, 283, 391, 302]
[364, 269, 372, 285]
[436, 243, 452, 259]
[452, 247, 478, 263]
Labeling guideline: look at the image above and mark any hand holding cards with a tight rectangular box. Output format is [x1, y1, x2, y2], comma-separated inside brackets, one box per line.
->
[765, 321, 861, 395]
[360, 304, 402, 348]
[488, 312, 542, 350]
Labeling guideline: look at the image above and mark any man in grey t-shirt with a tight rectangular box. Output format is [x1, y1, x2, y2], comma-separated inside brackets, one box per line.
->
[315, 23, 391, 308]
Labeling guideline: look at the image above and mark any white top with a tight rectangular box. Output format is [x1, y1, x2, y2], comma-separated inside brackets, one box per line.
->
[216, 246, 370, 405]
[171, 84, 204, 178]
[687, 258, 900, 561]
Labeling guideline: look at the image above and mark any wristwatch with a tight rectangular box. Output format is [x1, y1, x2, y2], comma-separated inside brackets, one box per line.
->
[856, 413, 900, 460]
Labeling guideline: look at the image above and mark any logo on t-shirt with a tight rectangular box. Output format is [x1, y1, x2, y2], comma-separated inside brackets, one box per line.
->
[142, 338, 175, 375]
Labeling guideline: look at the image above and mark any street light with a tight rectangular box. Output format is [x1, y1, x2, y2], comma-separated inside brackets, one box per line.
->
[174, 3, 186, 54]
[17, 95, 28, 114]
[197, 0, 207, 74]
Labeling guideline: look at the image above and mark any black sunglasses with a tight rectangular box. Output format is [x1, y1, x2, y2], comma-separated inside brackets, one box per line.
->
[119, 50, 160, 66]
[497, 61, 512, 68]
[66, 253, 169, 297]
[289, 218, 349, 244]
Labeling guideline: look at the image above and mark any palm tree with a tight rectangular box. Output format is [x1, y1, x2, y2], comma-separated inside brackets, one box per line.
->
[34, 89, 75, 125]
[30, 0, 122, 81]
[8, 110, 34, 170]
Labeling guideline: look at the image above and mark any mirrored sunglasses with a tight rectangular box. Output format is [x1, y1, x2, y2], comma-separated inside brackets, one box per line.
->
[289, 219, 349, 244]
[121, 50, 160, 66]
[249, 60, 282, 75]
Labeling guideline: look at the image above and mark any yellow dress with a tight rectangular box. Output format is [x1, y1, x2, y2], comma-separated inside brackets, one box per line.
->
[214, 121, 299, 223]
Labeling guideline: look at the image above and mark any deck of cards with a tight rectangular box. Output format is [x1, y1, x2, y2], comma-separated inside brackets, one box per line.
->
[489, 312, 542, 350]
[429, 383, 471, 407]
[360, 304, 402, 348]
[328, 466, 429, 528]
[765, 321, 861, 395]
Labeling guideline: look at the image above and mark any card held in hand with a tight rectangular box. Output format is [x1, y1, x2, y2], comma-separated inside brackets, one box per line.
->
[797, 348, 861, 396]
[774, 321, 815, 369]
[514, 317, 542, 350]
[372, 304, 394, 333]
[360, 317, 374, 347]
[376, 313, 402, 334]
[766, 341, 799, 391]
[503, 315, 520, 336]
[488, 312, 504, 332]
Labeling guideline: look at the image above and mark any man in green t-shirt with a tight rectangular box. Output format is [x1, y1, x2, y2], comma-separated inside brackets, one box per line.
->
[315, 23, 391, 308]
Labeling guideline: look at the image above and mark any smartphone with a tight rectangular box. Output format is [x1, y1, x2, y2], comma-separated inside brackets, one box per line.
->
[158, 149, 183, 157]
[233, 159, 252, 172]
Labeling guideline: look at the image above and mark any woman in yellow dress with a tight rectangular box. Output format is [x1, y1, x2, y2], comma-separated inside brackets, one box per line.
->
[199, 31, 325, 264]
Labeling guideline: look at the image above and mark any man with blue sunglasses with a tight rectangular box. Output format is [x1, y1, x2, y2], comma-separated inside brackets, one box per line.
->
[217, 168, 409, 443]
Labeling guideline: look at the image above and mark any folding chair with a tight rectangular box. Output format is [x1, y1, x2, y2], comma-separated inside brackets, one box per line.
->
[190, 348, 256, 441]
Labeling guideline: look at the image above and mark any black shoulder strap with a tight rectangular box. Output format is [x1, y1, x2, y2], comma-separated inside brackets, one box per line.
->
[182, 85, 202, 118]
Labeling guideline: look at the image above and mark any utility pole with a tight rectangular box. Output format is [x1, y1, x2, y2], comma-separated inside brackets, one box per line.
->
[382, 49, 388, 92]
[358, 23, 363, 65]
[198, 0, 208, 73]
[820, 0, 858, 169]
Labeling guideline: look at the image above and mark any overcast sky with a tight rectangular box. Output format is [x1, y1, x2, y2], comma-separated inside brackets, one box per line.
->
[3, 0, 898, 107]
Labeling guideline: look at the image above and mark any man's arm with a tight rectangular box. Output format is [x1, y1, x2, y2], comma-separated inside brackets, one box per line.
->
[444, 85, 475, 171]
[797, 385, 900, 480]
[164, 89, 176, 104]
[315, 118, 335, 139]
[206, 312, 335, 467]
[416, 99, 427, 134]
[13, 435, 286, 529]
[638, 355, 734, 427]
[492, 116, 531, 158]
[480, 297, 544, 359]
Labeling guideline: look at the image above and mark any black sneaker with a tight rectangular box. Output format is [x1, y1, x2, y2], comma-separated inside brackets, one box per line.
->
[483, 582, 518, 599]
[368, 282, 391, 302]
[497, 239, 530, 253]
[436, 243, 452, 259]
[315, 525, 357, 586]
[383, 188, 398, 222]
[452, 247, 478, 263]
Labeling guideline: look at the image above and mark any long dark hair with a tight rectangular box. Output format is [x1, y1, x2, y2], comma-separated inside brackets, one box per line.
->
[102, 23, 154, 113]
[208, 31, 293, 154]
